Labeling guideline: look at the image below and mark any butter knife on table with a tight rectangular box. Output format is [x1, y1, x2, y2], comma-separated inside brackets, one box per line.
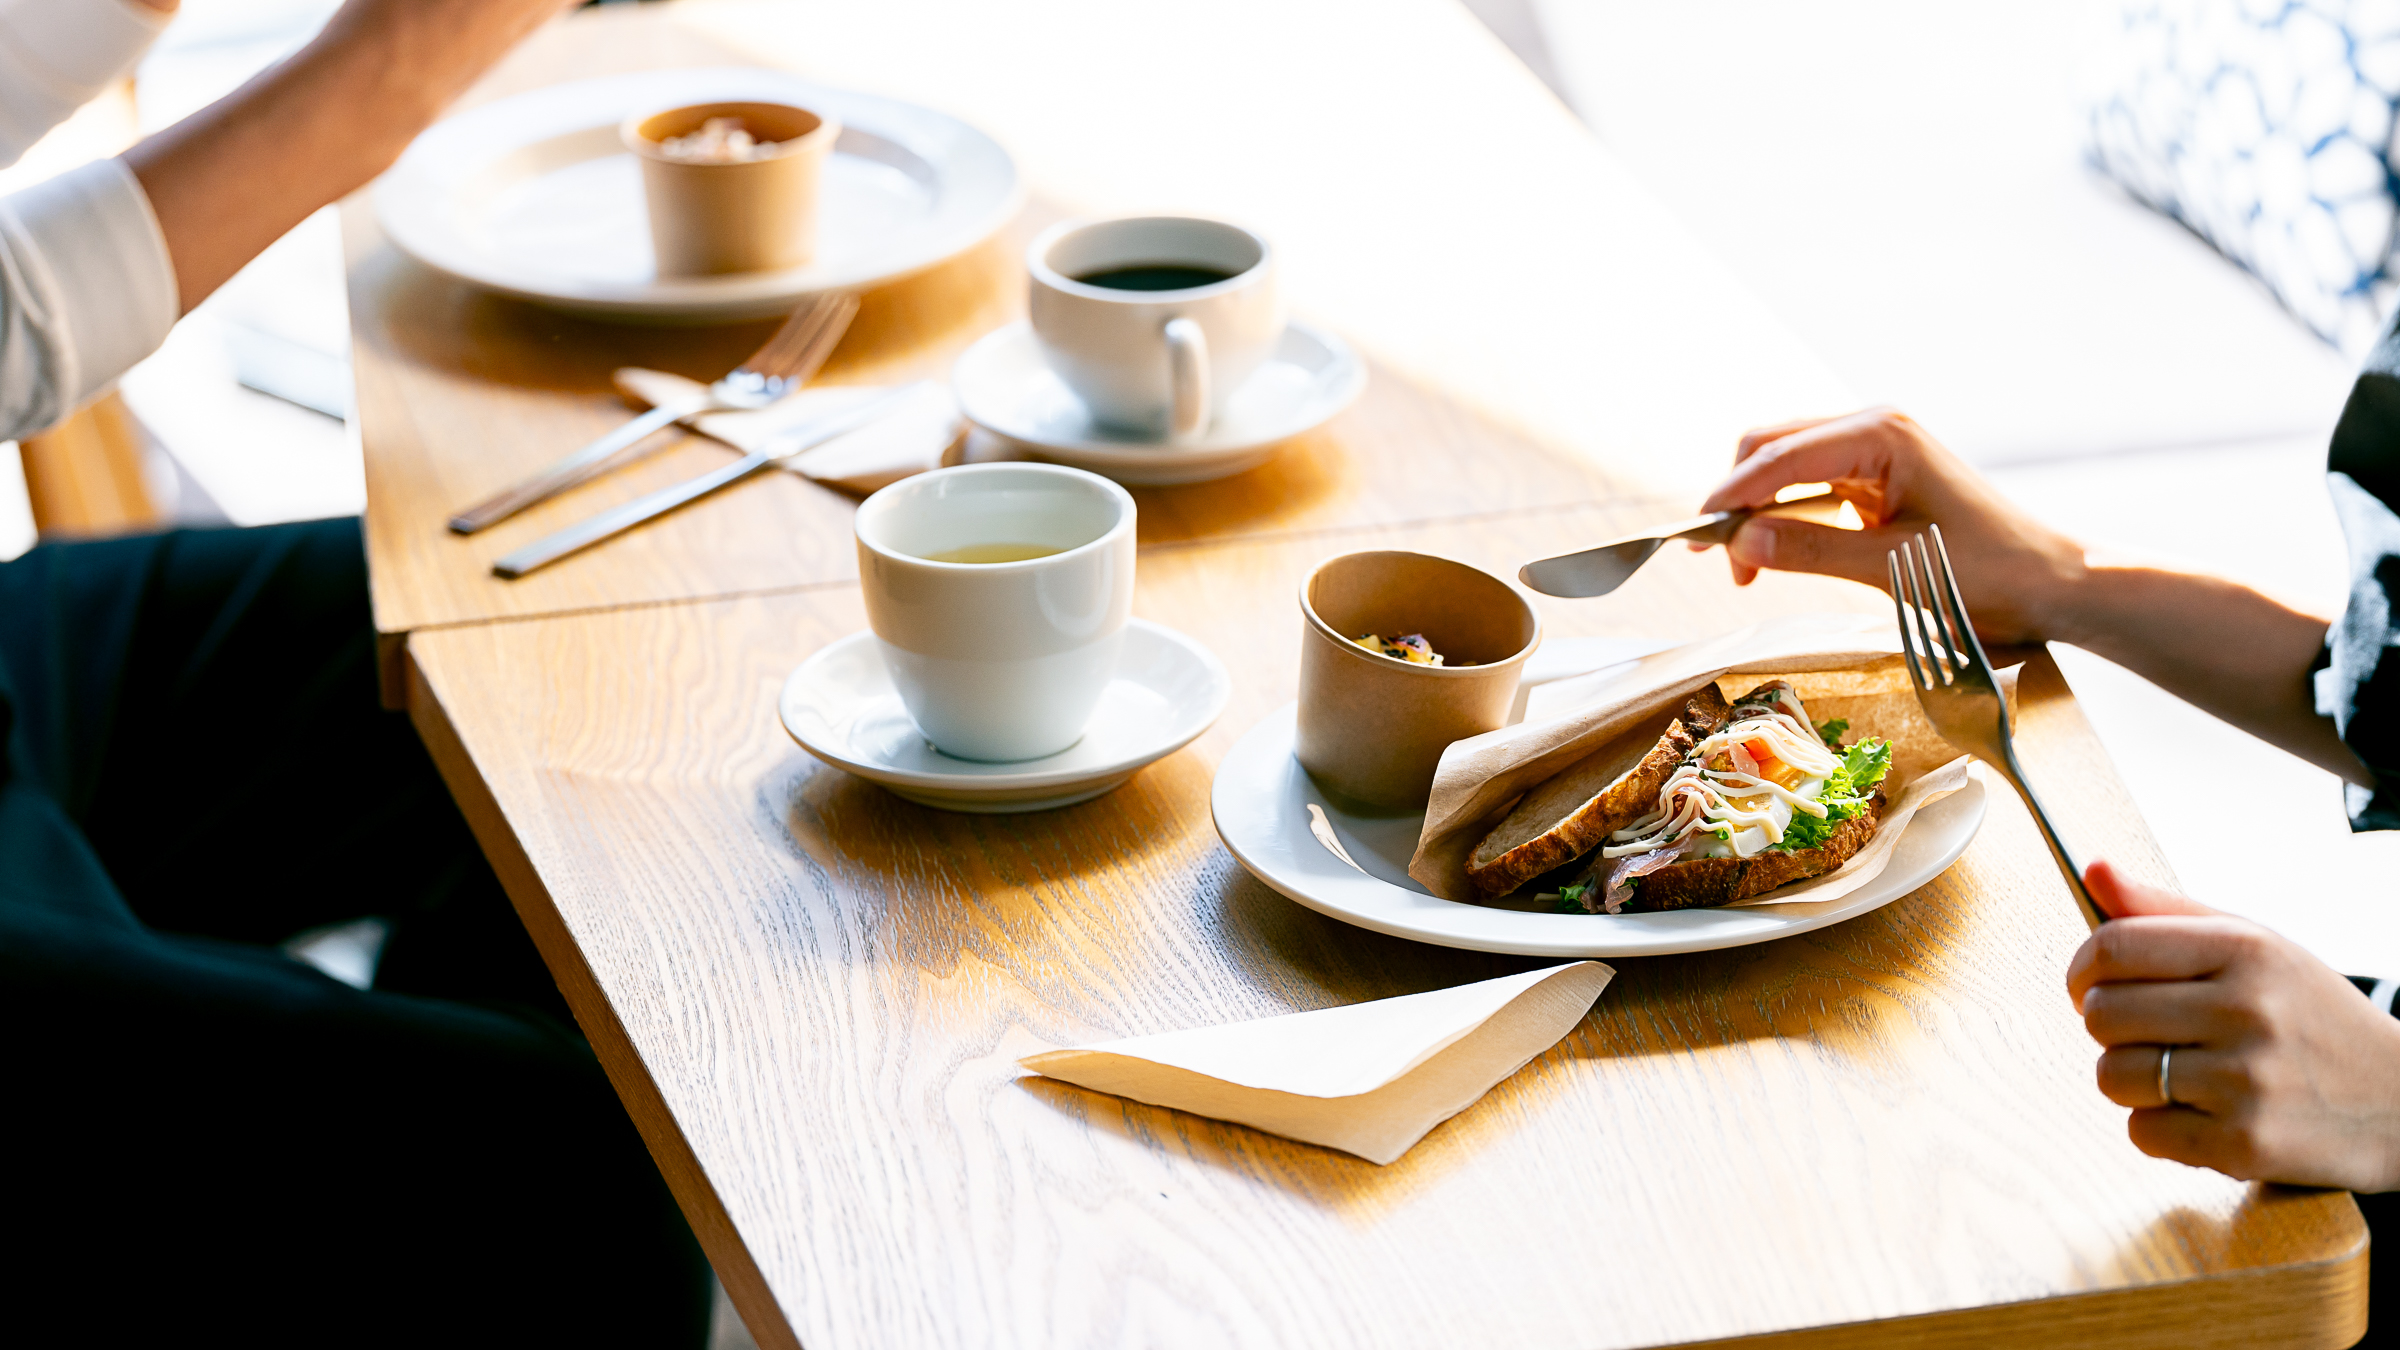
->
[1519, 487, 1842, 598]
[612, 367, 967, 494]
[490, 379, 960, 579]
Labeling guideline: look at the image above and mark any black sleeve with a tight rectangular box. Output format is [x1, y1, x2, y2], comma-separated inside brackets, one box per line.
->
[2320, 313, 2400, 831]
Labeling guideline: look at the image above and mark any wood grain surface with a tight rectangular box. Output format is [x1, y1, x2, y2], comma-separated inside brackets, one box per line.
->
[347, 0, 1820, 644]
[350, 195, 1652, 637]
[408, 510, 2365, 1350]
[361, 5, 2367, 1347]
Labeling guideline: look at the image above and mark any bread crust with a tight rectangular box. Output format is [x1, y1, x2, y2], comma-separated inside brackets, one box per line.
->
[1464, 686, 1732, 898]
[1614, 788, 1887, 913]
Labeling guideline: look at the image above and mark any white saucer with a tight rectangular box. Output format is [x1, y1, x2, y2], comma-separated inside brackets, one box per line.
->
[951, 320, 1367, 485]
[374, 69, 1022, 323]
[780, 619, 1230, 812]
[1210, 704, 1988, 958]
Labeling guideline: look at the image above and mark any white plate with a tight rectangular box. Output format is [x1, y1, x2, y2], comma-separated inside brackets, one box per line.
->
[951, 320, 1367, 485]
[374, 69, 1023, 322]
[1211, 704, 1988, 957]
[779, 620, 1230, 812]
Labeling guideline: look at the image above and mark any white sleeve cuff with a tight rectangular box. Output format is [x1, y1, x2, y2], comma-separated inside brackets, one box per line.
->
[0, 0, 175, 169]
[0, 156, 180, 438]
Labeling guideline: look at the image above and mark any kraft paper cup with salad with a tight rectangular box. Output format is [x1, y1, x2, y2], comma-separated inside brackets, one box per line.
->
[1296, 551, 1541, 810]
[623, 100, 840, 276]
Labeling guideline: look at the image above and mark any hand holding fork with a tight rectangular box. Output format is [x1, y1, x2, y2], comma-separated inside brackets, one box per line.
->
[1889, 525, 2105, 930]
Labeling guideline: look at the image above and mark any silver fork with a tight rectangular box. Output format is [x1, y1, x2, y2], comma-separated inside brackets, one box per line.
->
[1889, 525, 2106, 930]
[446, 291, 861, 534]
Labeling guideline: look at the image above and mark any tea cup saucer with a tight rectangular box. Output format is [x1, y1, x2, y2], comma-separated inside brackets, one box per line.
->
[950, 320, 1366, 485]
[778, 619, 1231, 812]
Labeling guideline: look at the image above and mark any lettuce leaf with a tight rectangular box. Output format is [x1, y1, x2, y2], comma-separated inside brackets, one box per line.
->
[1837, 739, 1892, 793]
[1775, 738, 1892, 851]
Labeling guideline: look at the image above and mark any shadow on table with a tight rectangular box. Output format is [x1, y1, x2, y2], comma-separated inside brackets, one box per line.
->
[355, 228, 1019, 394]
[761, 727, 2019, 1219]
[1009, 1063, 1503, 1221]
[2120, 1187, 2367, 1284]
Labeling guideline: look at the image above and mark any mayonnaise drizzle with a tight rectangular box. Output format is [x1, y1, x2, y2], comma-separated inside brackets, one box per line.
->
[1603, 683, 1840, 860]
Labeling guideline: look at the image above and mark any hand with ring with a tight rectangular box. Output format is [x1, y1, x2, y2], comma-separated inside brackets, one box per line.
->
[2066, 860, 2400, 1190]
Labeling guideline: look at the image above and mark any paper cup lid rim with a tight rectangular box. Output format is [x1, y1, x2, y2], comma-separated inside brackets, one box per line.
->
[621, 102, 842, 162]
[1298, 551, 1541, 674]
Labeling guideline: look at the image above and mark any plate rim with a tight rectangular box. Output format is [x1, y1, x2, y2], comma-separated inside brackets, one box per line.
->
[780, 618, 1232, 793]
[374, 68, 1025, 316]
[953, 319, 1367, 458]
[1211, 703, 1988, 958]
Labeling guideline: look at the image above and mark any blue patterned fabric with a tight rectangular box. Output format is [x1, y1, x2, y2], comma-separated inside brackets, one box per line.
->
[2087, 0, 2400, 354]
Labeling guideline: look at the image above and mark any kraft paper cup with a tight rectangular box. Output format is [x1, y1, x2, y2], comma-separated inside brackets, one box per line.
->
[624, 100, 839, 276]
[1296, 552, 1541, 809]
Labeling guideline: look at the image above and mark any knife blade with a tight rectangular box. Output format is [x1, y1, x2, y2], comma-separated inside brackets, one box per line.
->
[490, 384, 926, 580]
[1519, 488, 1838, 598]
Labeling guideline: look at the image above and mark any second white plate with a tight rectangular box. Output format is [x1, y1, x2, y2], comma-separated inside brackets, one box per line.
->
[375, 69, 1023, 322]
[1211, 704, 1987, 958]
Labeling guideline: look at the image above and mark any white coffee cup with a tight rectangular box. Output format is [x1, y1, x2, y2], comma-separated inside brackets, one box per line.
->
[854, 463, 1137, 762]
[1027, 216, 1282, 441]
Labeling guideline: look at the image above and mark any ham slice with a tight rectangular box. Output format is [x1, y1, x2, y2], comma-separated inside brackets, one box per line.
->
[1595, 838, 1699, 914]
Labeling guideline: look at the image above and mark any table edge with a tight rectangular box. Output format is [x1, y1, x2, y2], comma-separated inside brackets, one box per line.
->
[402, 619, 2367, 1350]
[1662, 1220, 2367, 1349]
[402, 643, 805, 1350]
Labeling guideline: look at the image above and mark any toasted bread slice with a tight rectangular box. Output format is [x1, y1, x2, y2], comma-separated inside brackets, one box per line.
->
[1610, 788, 1887, 913]
[1464, 686, 1733, 898]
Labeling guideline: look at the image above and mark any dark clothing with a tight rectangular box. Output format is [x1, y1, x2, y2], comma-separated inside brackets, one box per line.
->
[2324, 312, 2400, 1349]
[2323, 315, 2400, 832]
[0, 520, 710, 1346]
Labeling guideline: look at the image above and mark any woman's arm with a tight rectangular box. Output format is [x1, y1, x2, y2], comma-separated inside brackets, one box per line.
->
[122, 0, 573, 312]
[1696, 406, 2366, 783]
[1702, 406, 2400, 1191]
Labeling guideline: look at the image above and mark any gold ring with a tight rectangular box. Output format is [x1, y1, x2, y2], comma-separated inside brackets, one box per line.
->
[2157, 1045, 2175, 1107]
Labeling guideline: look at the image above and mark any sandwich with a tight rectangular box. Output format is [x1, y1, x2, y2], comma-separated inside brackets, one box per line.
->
[1463, 686, 1733, 898]
[1467, 679, 1894, 913]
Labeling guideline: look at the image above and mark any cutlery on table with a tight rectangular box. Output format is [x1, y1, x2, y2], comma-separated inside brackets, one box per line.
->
[447, 291, 861, 535]
[490, 382, 933, 579]
[612, 368, 968, 495]
[1889, 524, 2106, 930]
[1518, 487, 1836, 598]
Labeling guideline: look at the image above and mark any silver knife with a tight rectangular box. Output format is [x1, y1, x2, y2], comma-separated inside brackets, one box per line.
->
[490, 384, 926, 580]
[1519, 488, 1837, 598]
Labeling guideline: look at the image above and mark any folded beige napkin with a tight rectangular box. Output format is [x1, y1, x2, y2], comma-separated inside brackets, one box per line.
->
[612, 366, 966, 494]
[1409, 613, 1993, 906]
[1021, 961, 1613, 1165]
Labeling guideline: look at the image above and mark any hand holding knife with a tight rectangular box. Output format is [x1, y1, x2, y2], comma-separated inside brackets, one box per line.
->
[1519, 487, 1840, 598]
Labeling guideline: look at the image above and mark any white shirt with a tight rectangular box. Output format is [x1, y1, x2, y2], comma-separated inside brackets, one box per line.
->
[0, 0, 180, 440]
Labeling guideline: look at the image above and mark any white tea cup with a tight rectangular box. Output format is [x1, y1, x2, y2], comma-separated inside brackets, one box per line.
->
[1027, 216, 1282, 441]
[854, 463, 1137, 762]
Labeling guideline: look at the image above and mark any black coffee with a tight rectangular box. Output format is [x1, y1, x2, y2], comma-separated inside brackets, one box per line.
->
[1074, 264, 1237, 292]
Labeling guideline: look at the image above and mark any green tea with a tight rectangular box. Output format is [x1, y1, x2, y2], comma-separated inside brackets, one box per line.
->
[920, 542, 1067, 564]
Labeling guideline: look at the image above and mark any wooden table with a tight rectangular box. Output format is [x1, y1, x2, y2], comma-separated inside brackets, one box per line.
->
[355, 3, 2370, 1347]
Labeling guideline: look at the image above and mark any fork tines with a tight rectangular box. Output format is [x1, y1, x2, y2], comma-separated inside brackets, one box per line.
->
[749, 292, 863, 381]
[1888, 525, 1993, 693]
[1886, 524, 2107, 929]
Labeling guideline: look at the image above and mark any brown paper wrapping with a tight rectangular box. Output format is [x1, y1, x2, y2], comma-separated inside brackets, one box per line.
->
[1407, 613, 1998, 907]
